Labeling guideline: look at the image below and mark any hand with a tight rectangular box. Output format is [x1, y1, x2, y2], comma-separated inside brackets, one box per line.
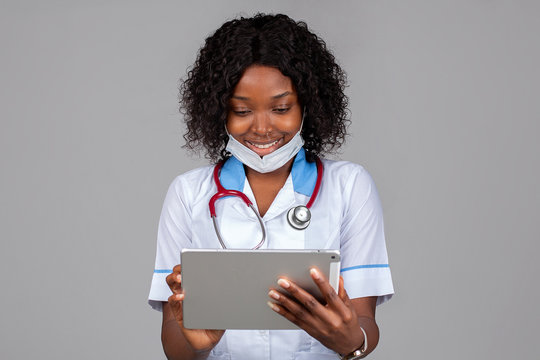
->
[267, 268, 365, 355]
[166, 264, 225, 353]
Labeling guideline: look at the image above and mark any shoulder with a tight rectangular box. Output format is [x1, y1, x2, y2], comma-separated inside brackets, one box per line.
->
[170, 165, 214, 187]
[320, 158, 366, 175]
[165, 165, 215, 205]
[320, 159, 373, 189]
[319, 159, 379, 211]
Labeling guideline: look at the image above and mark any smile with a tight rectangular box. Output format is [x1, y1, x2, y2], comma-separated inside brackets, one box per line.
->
[247, 139, 279, 149]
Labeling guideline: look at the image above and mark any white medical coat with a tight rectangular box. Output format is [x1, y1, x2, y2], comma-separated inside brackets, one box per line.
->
[149, 148, 394, 359]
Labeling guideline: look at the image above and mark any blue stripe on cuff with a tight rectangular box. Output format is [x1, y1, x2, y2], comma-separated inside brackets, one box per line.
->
[340, 264, 389, 272]
[154, 269, 173, 274]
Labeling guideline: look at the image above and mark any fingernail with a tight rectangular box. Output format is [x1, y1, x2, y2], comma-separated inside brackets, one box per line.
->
[310, 268, 320, 279]
[267, 301, 280, 312]
[277, 279, 290, 289]
[268, 290, 280, 300]
[176, 294, 184, 300]
[176, 274, 181, 281]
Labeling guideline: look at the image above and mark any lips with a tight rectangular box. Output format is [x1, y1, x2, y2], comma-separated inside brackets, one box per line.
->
[245, 138, 283, 156]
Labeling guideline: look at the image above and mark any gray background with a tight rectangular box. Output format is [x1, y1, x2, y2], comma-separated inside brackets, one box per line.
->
[1, 0, 539, 359]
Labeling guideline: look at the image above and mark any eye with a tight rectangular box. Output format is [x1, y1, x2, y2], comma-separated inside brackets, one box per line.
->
[232, 109, 251, 116]
[273, 107, 290, 114]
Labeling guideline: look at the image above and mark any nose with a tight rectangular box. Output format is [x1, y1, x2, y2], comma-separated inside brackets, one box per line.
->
[251, 111, 272, 137]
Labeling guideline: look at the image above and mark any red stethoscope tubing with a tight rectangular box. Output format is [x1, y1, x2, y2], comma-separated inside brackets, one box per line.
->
[210, 158, 323, 215]
[209, 158, 323, 249]
[306, 158, 323, 209]
[209, 165, 253, 217]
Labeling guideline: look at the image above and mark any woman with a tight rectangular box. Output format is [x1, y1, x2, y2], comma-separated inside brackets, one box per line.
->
[148, 14, 394, 360]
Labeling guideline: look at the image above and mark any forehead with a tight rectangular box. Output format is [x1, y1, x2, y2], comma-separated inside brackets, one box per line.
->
[232, 65, 294, 97]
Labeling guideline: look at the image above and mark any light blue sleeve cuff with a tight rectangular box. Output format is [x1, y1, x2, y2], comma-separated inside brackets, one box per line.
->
[341, 265, 394, 305]
[148, 271, 174, 312]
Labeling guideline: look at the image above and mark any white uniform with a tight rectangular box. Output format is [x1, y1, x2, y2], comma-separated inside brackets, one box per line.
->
[148, 148, 394, 359]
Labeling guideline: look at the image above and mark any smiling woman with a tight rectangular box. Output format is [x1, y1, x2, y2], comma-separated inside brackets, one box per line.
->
[148, 13, 394, 360]
[180, 14, 349, 163]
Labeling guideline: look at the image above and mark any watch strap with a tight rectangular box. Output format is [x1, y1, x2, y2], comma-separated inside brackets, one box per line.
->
[341, 326, 368, 360]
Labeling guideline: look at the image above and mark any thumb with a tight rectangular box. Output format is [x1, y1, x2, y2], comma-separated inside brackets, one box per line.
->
[338, 276, 348, 300]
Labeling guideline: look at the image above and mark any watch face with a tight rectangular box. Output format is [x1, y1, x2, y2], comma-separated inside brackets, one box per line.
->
[343, 350, 366, 360]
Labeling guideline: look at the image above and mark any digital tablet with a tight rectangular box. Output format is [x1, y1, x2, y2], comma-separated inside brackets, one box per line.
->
[180, 249, 341, 330]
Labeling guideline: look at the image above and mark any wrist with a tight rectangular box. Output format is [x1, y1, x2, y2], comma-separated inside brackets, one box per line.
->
[190, 347, 213, 360]
[185, 341, 215, 360]
[340, 326, 368, 360]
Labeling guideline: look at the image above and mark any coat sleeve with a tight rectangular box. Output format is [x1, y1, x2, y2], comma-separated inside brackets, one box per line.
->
[148, 176, 193, 311]
[339, 166, 394, 305]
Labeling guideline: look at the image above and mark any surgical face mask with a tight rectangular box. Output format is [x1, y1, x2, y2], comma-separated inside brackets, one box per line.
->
[225, 129, 304, 173]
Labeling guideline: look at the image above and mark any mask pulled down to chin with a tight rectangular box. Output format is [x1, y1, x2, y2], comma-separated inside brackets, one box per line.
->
[225, 130, 304, 173]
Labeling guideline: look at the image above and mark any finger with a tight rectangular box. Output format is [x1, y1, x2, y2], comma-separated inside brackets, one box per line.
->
[173, 264, 182, 273]
[338, 276, 352, 306]
[267, 300, 303, 326]
[267, 294, 341, 342]
[266, 294, 310, 329]
[310, 267, 350, 316]
[338, 276, 346, 299]
[168, 293, 185, 324]
[309, 267, 339, 302]
[274, 279, 334, 326]
[166, 271, 183, 293]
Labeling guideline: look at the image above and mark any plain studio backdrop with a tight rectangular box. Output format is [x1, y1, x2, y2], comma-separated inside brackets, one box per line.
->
[1, 1, 539, 359]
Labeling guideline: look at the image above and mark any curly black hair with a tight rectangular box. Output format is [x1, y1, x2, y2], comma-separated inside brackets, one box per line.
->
[181, 13, 349, 162]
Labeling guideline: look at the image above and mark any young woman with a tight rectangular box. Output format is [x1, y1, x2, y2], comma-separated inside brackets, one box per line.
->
[148, 13, 394, 360]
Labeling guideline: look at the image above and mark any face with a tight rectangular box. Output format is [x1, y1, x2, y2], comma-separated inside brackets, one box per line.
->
[226, 65, 302, 158]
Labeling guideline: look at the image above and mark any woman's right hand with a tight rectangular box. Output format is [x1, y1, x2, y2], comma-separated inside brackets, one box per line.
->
[166, 264, 225, 353]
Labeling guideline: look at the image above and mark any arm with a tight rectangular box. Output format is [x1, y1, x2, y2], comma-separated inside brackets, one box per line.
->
[349, 297, 379, 355]
[162, 302, 209, 360]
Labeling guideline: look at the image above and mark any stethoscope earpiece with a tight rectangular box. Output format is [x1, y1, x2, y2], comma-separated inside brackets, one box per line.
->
[287, 205, 311, 230]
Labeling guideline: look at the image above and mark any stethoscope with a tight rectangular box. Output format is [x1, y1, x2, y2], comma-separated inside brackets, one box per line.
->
[209, 158, 323, 249]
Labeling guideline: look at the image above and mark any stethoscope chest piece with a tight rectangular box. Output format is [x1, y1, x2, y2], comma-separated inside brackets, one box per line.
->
[287, 205, 311, 230]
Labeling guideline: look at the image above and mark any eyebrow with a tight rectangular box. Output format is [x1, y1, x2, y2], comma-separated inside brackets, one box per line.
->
[231, 91, 293, 101]
[271, 91, 292, 99]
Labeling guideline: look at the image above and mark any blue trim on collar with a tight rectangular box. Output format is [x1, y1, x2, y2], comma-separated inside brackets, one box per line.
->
[291, 148, 317, 196]
[219, 148, 318, 196]
[220, 156, 245, 192]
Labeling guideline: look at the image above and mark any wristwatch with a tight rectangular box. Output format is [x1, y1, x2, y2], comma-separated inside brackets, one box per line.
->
[341, 348, 367, 360]
[340, 326, 368, 360]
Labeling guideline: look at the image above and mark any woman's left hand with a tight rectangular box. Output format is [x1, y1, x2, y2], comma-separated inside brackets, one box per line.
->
[267, 268, 366, 355]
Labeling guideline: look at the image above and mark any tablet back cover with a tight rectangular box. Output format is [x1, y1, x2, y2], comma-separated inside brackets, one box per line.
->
[181, 249, 341, 330]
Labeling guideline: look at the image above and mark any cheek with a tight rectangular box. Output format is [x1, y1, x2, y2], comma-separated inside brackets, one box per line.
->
[226, 116, 251, 135]
[275, 115, 302, 134]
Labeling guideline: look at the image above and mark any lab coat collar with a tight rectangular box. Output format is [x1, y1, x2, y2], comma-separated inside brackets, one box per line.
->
[219, 147, 317, 196]
[220, 156, 246, 192]
[290, 147, 317, 196]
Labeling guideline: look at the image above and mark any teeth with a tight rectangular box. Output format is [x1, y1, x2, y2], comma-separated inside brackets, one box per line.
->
[249, 140, 278, 149]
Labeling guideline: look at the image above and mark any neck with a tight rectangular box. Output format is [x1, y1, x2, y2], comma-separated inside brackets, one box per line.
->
[244, 157, 295, 218]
